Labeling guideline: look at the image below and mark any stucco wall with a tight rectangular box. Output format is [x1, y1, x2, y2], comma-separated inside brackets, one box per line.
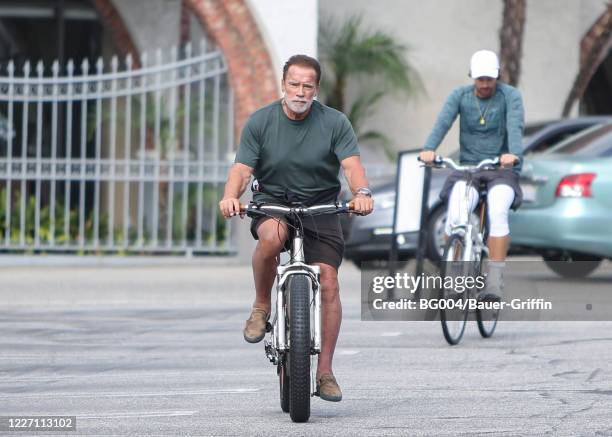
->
[245, 0, 318, 86]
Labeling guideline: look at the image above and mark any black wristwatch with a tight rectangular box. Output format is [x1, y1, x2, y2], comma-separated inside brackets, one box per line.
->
[355, 187, 372, 198]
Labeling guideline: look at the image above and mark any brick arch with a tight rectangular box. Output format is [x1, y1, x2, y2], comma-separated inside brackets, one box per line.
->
[91, 0, 142, 68]
[184, 0, 279, 140]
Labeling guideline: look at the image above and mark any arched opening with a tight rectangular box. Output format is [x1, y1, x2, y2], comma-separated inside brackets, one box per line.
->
[581, 49, 612, 114]
[562, 6, 611, 116]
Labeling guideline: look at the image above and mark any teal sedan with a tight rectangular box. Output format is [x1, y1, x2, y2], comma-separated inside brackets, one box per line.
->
[509, 123, 612, 277]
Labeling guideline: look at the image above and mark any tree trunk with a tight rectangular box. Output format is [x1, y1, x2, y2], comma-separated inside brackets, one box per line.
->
[562, 3, 612, 117]
[499, 0, 527, 86]
[328, 76, 346, 113]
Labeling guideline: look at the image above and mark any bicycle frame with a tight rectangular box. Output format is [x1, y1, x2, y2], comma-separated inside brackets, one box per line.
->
[428, 156, 499, 263]
[448, 178, 489, 264]
[240, 201, 355, 418]
[423, 156, 507, 344]
[272, 227, 322, 353]
[246, 203, 352, 364]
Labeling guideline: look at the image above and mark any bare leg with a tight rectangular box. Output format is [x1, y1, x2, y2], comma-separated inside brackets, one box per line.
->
[252, 219, 288, 314]
[487, 235, 510, 261]
[315, 262, 341, 378]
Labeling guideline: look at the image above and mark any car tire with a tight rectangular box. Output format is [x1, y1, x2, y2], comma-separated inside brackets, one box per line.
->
[542, 252, 602, 278]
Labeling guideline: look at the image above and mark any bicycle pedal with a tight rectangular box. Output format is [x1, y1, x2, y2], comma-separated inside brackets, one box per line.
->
[265, 322, 272, 332]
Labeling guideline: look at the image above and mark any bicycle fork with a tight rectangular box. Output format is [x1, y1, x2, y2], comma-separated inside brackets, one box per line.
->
[265, 263, 322, 363]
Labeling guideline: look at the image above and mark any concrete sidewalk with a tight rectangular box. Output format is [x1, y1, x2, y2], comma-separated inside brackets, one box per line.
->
[0, 260, 363, 308]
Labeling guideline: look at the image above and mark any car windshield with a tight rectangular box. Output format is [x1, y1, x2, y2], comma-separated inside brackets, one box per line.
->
[545, 123, 612, 155]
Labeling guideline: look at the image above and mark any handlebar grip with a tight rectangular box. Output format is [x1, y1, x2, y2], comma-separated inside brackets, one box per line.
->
[417, 153, 442, 165]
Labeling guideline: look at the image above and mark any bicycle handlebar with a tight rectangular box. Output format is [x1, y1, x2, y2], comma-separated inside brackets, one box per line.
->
[418, 155, 511, 171]
[238, 201, 361, 217]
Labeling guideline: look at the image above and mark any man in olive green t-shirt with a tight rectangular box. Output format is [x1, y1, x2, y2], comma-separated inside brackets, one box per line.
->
[219, 55, 373, 402]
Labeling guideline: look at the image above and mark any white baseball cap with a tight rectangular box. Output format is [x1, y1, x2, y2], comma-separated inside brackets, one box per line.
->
[470, 50, 500, 79]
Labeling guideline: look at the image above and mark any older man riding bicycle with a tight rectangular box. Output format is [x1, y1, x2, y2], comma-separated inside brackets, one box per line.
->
[419, 49, 525, 301]
[219, 55, 373, 402]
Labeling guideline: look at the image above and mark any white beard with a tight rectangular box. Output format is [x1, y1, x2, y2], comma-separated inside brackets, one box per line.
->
[283, 96, 313, 114]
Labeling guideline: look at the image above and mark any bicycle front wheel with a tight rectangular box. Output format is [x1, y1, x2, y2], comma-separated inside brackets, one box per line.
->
[440, 235, 469, 345]
[287, 274, 311, 423]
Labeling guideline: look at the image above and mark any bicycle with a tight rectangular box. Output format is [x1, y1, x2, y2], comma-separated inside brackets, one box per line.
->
[420, 156, 503, 345]
[238, 201, 357, 422]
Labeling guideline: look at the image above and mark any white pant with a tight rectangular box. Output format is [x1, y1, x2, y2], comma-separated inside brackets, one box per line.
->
[445, 181, 515, 237]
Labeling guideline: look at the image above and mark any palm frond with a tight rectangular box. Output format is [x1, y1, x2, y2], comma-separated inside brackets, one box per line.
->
[319, 13, 422, 161]
[348, 90, 386, 132]
[320, 14, 423, 98]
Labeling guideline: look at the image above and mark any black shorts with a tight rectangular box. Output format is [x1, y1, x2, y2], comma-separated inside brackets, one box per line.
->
[250, 214, 344, 269]
[439, 169, 523, 210]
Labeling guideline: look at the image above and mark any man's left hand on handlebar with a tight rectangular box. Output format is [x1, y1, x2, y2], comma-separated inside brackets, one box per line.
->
[351, 193, 374, 215]
[500, 153, 519, 168]
[419, 150, 436, 164]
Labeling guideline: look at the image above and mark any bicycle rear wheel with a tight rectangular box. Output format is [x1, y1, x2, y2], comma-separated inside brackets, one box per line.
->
[440, 235, 469, 345]
[287, 274, 311, 422]
[476, 259, 500, 338]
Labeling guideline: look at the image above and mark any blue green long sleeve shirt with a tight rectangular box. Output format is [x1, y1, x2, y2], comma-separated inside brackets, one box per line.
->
[423, 82, 525, 168]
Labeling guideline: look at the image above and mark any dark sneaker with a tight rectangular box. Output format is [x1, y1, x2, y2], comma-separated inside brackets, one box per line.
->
[243, 308, 269, 343]
[316, 373, 342, 402]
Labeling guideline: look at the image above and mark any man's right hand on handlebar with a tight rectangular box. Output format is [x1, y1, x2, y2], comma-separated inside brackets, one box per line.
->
[419, 150, 436, 164]
[219, 197, 242, 218]
[500, 153, 519, 168]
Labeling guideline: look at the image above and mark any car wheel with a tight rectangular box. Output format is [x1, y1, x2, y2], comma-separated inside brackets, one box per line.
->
[427, 206, 447, 261]
[542, 252, 602, 278]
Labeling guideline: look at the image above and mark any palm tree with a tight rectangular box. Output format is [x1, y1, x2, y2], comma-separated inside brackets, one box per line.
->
[499, 0, 527, 86]
[319, 15, 422, 159]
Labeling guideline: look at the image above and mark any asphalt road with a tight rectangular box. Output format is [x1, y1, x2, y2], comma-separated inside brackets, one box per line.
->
[1, 259, 611, 436]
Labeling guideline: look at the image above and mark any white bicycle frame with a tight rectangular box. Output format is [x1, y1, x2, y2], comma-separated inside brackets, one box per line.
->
[437, 157, 499, 263]
[253, 204, 349, 358]
[274, 255, 321, 353]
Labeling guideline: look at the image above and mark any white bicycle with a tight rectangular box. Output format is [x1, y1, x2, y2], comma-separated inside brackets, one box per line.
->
[240, 201, 357, 422]
[421, 156, 502, 345]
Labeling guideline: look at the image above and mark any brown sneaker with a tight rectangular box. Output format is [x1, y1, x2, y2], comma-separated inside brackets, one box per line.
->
[243, 308, 269, 343]
[316, 373, 342, 402]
